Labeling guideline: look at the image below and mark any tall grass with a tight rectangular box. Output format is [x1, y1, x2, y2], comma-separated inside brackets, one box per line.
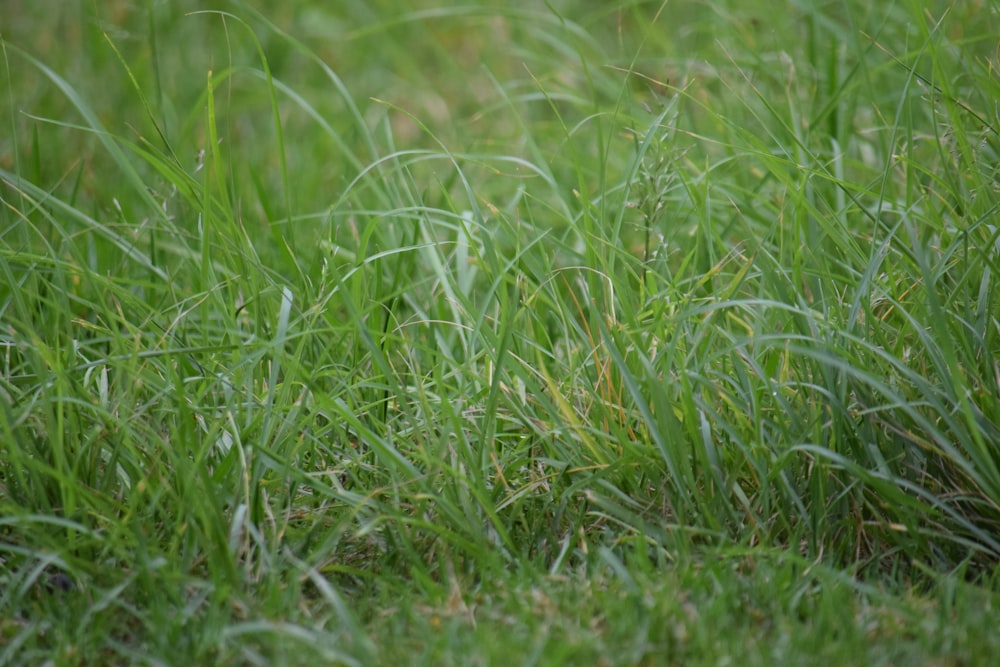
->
[1, 0, 998, 663]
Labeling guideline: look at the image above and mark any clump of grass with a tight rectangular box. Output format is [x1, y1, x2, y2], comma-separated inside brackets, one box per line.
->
[1, 0, 998, 663]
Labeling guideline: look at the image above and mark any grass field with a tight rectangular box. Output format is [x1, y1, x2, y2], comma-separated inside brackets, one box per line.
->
[2, 1, 999, 664]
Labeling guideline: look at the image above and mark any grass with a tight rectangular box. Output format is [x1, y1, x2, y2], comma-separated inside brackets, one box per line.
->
[1, 0, 999, 664]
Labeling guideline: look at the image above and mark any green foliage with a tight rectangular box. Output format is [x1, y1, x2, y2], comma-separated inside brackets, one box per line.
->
[1, 0, 998, 664]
